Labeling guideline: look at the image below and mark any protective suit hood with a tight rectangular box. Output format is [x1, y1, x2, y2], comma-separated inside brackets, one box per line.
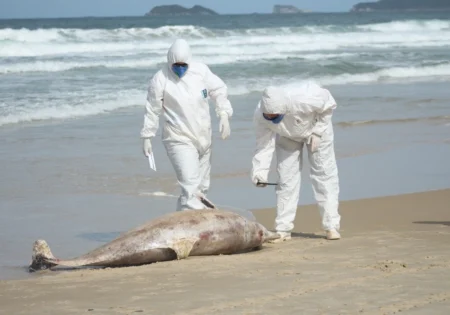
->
[167, 39, 192, 66]
[260, 86, 289, 115]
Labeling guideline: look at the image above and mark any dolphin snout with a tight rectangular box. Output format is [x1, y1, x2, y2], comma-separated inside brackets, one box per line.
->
[263, 230, 280, 242]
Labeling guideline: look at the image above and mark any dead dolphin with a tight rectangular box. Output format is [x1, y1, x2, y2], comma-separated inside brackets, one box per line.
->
[29, 209, 279, 272]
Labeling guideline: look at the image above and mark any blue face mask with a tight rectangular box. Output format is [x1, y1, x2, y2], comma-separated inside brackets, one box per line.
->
[263, 113, 285, 124]
[172, 64, 188, 78]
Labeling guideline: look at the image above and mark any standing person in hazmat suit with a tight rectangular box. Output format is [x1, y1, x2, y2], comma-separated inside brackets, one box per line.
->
[250, 81, 341, 242]
[140, 39, 233, 211]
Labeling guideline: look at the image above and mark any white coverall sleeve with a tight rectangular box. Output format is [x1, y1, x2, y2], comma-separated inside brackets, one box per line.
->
[292, 81, 337, 137]
[140, 72, 165, 139]
[204, 65, 233, 118]
[310, 87, 337, 136]
[251, 108, 276, 183]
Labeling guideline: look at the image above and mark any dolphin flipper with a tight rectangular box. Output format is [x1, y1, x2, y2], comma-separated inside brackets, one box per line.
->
[168, 238, 198, 260]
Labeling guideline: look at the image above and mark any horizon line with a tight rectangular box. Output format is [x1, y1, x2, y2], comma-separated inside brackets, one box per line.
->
[0, 10, 356, 21]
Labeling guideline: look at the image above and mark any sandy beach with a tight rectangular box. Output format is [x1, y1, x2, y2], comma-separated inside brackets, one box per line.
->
[1, 189, 449, 315]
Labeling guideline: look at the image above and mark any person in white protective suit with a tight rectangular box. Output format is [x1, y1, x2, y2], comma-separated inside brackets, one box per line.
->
[251, 80, 341, 242]
[140, 38, 233, 211]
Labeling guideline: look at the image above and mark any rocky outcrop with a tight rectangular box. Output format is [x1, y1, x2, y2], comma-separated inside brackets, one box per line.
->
[145, 5, 218, 16]
[272, 5, 305, 14]
[351, 0, 450, 12]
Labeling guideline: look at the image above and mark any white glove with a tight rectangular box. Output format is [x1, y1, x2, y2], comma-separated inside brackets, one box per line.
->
[219, 113, 230, 140]
[308, 133, 321, 153]
[252, 175, 267, 188]
[142, 138, 152, 157]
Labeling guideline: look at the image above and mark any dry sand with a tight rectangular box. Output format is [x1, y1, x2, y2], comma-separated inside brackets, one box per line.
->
[1, 189, 449, 315]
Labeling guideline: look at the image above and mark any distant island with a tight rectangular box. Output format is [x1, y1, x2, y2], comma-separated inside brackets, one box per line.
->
[351, 0, 450, 12]
[145, 5, 218, 16]
[272, 5, 307, 14]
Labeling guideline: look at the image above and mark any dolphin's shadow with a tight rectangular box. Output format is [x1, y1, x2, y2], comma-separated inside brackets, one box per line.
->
[291, 232, 326, 239]
[76, 232, 123, 243]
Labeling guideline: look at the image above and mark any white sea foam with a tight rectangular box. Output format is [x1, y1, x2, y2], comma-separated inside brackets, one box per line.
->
[0, 52, 358, 74]
[226, 63, 450, 95]
[139, 192, 178, 198]
[1, 20, 450, 126]
[318, 63, 450, 85]
[358, 20, 450, 32]
[1, 20, 448, 43]
[1, 63, 448, 126]
[1, 20, 449, 58]
[0, 89, 143, 126]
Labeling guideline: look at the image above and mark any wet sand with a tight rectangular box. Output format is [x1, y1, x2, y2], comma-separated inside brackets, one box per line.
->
[1, 189, 449, 314]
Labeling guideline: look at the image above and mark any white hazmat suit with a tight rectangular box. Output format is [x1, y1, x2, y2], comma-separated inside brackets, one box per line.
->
[140, 39, 233, 211]
[251, 81, 341, 240]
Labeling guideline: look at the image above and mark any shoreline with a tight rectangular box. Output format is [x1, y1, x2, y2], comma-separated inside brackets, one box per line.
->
[1, 189, 449, 314]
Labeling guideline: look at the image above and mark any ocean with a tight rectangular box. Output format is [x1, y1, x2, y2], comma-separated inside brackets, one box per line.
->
[1, 12, 450, 280]
[1, 12, 450, 125]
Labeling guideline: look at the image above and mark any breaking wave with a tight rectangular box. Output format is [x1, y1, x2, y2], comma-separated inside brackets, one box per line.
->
[1, 18, 450, 126]
[1, 20, 449, 59]
[0, 89, 143, 126]
[225, 63, 450, 95]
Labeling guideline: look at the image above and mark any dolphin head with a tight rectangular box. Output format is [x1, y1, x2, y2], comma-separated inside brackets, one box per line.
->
[261, 227, 281, 243]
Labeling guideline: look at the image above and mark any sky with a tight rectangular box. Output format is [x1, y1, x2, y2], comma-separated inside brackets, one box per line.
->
[0, 0, 364, 19]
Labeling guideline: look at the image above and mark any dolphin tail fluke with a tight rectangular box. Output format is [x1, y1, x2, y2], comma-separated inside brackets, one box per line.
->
[28, 240, 58, 272]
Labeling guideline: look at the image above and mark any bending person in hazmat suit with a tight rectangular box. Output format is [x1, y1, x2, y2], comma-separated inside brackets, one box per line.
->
[140, 39, 233, 211]
[251, 81, 341, 242]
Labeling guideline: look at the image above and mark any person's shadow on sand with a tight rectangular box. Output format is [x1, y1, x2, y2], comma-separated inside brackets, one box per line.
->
[291, 232, 326, 239]
[413, 221, 450, 227]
